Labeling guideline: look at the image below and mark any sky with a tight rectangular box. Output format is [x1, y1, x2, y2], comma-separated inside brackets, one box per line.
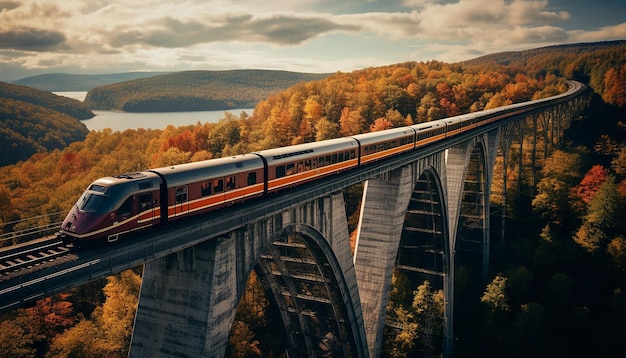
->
[0, 0, 624, 82]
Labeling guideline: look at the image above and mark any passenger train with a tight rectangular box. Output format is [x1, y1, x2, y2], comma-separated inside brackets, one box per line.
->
[58, 81, 583, 245]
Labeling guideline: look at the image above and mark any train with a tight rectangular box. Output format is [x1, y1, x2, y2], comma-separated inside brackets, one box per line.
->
[58, 81, 583, 246]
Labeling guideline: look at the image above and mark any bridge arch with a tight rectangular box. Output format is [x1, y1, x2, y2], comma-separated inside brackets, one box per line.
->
[392, 166, 451, 356]
[254, 223, 366, 357]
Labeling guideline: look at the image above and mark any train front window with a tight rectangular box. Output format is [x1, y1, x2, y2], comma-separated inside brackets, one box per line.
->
[78, 192, 107, 213]
[88, 184, 107, 193]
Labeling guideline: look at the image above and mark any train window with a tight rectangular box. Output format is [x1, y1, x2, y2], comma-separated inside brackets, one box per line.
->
[214, 179, 223, 193]
[78, 193, 107, 213]
[325, 155, 331, 165]
[297, 161, 304, 173]
[286, 163, 295, 175]
[226, 176, 235, 190]
[350, 150, 355, 159]
[140, 193, 153, 209]
[276, 166, 286, 178]
[319, 156, 325, 167]
[117, 197, 133, 216]
[176, 186, 188, 203]
[247, 172, 257, 185]
[89, 184, 107, 193]
[201, 182, 211, 196]
[331, 154, 337, 164]
[311, 158, 318, 169]
[304, 160, 311, 171]
[338, 152, 344, 162]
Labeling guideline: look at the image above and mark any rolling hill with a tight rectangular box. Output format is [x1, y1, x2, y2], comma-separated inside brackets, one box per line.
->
[84, 69, 330, 112]
[0, 82, 92, 166]
[12, 72, 171, 92]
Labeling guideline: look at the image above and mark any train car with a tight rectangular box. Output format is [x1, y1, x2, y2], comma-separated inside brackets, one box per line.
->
[58, 81, 584, 247]
[351, 127, 416, 165]
[59, 154, 265, 245]
[150, 153, 265, 221]
[410, 121, 446, 147]
[441, 113, 477, 138]
[254, 137, 359, 193]
[59, 171, 163, 244]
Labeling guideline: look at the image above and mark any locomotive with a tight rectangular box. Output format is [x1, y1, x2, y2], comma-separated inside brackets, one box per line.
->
[58, 81, 583, 245]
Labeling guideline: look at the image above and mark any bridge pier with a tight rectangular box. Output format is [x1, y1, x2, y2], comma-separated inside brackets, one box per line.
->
[129, 227, 264, 357]
[354, 164, 416, 357]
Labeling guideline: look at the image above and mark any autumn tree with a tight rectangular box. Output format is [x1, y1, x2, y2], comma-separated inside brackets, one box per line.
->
[532, 149, 584, 225]
[370, 117, 393, 132]
[570, 164, 610, 210]
[602, 64, 626, 108]
[46, 270, 141, 358]
[227, 321, 262, 357]
[339, 107, 364, 136]
[385, 306, 418, 358]
[315, 117, 339, 141]
[573, 176, 620, 253]
[412, 280, 444, 357]
[480, 274, 510, 349]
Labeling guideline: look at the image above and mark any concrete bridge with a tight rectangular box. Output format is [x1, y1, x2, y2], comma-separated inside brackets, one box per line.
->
[0, 84, 587, 357]
[128, 92, 587, 357]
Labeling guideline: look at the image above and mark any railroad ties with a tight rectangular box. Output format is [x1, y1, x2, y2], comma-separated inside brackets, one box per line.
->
[0, 238, 75, 280]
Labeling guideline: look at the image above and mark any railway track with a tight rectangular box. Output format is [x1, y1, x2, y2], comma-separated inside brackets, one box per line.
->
[0, 237, 76, 281]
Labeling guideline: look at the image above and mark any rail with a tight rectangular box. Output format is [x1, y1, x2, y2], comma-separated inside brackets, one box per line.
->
[0, 81, 587, 313]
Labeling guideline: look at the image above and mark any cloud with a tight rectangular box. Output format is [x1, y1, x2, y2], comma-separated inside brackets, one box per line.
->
[0, 1, 20, 11]
[0, 0, 621, 81]
[103, 13, 359, 50]
[572, 22, 626, 42]
[0, 27, 66, 51]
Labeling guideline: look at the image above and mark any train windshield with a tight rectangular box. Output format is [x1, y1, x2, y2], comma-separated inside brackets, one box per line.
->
[77, 192, 108, 213]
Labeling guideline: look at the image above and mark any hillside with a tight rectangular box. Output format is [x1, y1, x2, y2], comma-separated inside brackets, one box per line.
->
[461, 40, 626, 106]
[461, 40, 626, 67]
[84, 69, 330, 112]
[12, 72, 171, 91]
[0, 82, 92, 166]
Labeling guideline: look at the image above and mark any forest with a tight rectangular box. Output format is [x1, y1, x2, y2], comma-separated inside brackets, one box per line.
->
[0, 41, 625, 357]
[84, 69, 330, 112]
[0, 82, 92, 166]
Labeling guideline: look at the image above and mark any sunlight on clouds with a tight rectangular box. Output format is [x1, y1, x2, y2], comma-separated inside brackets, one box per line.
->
[572, 22, 626, 42]
[0, 0, 621, 80]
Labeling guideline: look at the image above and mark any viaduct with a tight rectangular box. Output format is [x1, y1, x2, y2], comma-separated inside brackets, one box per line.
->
[0, 83, 587, 357]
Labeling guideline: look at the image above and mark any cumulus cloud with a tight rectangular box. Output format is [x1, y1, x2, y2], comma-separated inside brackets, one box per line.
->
[0, 27, 66, 51]
[102, 13, 359, 49]
[0, 0, 621, 79]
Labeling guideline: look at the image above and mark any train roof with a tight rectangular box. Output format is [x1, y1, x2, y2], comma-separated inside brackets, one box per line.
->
[351, 127, 415, 146]
[254, 137, 358, 166]
[410, 121, 445, 131]
[151, 154, 265, 187]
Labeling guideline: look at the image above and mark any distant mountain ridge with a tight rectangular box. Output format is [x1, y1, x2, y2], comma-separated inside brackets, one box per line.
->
[84, 69, 331, 112]
[12, 72, 172, 91]
[461, 40, 626, 67]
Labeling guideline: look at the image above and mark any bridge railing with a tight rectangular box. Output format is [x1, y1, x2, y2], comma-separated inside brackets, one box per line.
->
[0, 212, 64, 248]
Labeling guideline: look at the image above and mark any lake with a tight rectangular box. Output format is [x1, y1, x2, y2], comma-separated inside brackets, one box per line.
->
[55, 92, 254, 132]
